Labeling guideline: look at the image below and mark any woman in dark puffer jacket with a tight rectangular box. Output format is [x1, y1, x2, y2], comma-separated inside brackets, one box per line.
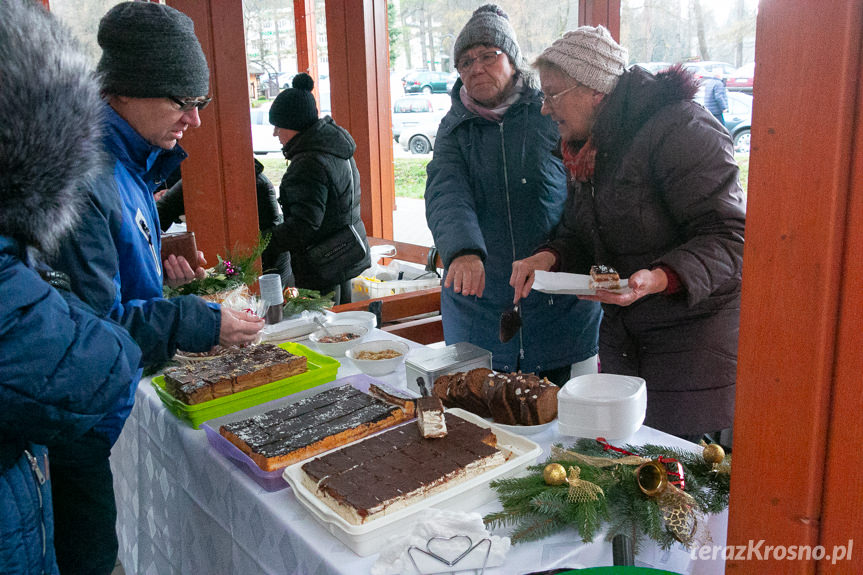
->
[511, 27, 746, 440]
[0, 2, 141, 573]
[264, 74, 371, 304]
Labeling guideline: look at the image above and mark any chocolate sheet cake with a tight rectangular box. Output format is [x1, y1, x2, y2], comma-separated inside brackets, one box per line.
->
[301, 413, 506, 525]
[220, 385, 412, 471]
[163, 344, 307, 405]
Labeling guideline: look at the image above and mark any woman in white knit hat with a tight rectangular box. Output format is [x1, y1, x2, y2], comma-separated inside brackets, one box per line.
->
[510, 26, 746, 443]
[425, 5, 602, 385]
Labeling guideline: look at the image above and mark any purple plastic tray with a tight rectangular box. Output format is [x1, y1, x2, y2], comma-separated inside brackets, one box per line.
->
[202, 373, 415, 491]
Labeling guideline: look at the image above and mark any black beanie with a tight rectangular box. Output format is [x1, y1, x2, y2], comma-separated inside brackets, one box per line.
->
[97, 1, 210, 98]
[269, 74, 318, 131]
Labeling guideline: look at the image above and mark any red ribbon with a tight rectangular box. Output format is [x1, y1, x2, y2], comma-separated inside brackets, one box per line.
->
[659, 456, 686, 490]
[596, 437, 637, 456]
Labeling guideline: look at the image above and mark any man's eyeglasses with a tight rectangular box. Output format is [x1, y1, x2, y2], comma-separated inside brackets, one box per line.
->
[541, 83, 581, 108]
[456, 49, 503, 74]
[169, 96, 212, 112]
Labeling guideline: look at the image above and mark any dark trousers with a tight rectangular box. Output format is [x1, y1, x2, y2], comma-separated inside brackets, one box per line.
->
[50, 430, 118, 575]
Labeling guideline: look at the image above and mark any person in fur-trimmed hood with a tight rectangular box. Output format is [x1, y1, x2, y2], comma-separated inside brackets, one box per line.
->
[45, 3, 263, 573]
[511, 26, 746, 441]
[0, 2, 142, 573]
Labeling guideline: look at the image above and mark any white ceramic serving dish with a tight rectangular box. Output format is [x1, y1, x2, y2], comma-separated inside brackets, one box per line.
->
[345, 340, 410, 377]
[327, 310, 378, 332]
[557, 373, 646, 440]
[283, 408, 542, 556]
[308, 324, 369, 357]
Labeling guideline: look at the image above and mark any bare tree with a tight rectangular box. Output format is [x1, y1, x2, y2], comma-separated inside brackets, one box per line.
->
[692, 0, 710, 60]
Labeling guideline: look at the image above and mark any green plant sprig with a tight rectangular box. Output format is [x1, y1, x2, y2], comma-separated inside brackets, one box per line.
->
[164, 233, 270, 298]
[484, 439, 731, 551]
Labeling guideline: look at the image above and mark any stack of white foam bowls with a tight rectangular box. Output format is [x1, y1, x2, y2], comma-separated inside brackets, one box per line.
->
[557, 373, 647, 440]
[327, 310, 378, 332]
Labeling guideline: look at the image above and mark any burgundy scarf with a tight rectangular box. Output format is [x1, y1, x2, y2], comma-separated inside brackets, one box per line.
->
[561, 138, 597, 183]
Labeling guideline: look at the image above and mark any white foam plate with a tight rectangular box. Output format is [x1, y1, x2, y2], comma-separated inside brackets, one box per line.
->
[532, 270, 631, 296]
[259, 311, 334, 343]
[484, 418, 557, 436]
[283, 408, 542, 556]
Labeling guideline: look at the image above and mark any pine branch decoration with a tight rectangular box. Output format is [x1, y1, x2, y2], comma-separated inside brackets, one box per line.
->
[484, 439, 731, 549]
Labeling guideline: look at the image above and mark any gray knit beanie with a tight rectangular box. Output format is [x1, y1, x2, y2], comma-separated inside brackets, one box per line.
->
[269, 73, 318, 131]
[453, 4, 521, 67]
[97, 1, 209, 98]
[536, 26, 628, 94]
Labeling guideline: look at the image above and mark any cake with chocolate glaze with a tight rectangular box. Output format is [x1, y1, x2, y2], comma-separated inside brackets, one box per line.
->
[163, 344, 307, 404]
[301, 413, 505, 524]
[219, 384, 413, 471]
[589, 264, 621, 290]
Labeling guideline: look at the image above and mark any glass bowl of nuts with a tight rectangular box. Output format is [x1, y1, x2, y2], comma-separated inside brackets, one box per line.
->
[345, 340, 411, 376]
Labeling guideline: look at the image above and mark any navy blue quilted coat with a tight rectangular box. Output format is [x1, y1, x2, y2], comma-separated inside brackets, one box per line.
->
[426, 78, 601, 373]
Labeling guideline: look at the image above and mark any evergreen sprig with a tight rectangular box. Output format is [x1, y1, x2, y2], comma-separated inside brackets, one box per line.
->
[484, 439, 731, 549]
[164, 233, 271, 298]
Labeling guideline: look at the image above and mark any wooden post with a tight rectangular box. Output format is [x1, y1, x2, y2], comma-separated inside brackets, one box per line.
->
[324, 0, 395, 240]
[294, 0, 320, 105]
[579, 0, 621, 39]
[727, 0, 863, 571]
[167, 0, 260, 266]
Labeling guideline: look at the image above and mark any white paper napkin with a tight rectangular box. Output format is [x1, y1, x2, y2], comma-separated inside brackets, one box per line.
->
[533, 270, 631, 295]
[371, 508, 510, 575]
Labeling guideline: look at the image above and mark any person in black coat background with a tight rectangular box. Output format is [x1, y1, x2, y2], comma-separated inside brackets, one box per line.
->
[156, 158, 293, 287]
[263, 74, 371, 305]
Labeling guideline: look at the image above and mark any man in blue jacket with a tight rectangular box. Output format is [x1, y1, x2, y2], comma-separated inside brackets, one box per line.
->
[0, 2, 142, 573]
[48, 3, 263, 573]
[702, 70, 729, 124]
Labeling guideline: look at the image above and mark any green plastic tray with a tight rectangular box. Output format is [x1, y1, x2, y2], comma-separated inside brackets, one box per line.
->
[152, 342, 340, 429]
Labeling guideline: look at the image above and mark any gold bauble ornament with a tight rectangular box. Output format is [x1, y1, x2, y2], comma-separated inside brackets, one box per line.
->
[702, 444, 726, 465]
[543, 463, 567, 486]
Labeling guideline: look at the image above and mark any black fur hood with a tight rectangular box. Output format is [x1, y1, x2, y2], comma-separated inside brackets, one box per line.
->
[0, 0, 104, 255]
[593, 64, 701, 151]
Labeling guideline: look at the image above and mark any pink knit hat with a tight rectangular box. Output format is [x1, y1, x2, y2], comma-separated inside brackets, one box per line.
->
[537, 26, 628, 94]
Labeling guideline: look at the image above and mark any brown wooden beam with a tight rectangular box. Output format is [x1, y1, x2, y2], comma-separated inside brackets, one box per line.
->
[294, 0, 320, 105]
[578, 0, 621, 40]
[727, 0, 863, 571]
[168, 0, 260, 268]
[324, 1, 395, 240]
[332, 287, 440, 324]
[382, 316, 443, 345]
[368, 237, 442, 268]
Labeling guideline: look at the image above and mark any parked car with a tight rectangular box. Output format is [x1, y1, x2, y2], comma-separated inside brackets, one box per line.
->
[630, 61, 672, 74]
[402, 69, 454, 94]
[726, 62, 755, 93]
[250, 105, 283, 154]
[694, 90, 753, 154]
[392, 95, 447, 154]
[682, 60, 737, 81]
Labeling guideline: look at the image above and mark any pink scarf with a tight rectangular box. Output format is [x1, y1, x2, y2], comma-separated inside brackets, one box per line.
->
[459, 76, 524, 122]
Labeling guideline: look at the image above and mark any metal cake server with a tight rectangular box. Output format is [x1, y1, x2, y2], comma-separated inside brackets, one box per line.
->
[499, 304, 521, 343]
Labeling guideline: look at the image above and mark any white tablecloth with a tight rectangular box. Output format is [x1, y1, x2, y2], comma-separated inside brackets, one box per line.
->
[111, 331, 726, 574]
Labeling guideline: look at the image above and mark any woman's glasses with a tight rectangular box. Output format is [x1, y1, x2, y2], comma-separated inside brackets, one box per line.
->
[541, 84, 581, 108]
[169, 96, 212, 112]
[456, 50, 503, 74]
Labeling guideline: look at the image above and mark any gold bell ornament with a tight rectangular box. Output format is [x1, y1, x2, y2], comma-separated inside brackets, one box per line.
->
[635, 457, 703, 546]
